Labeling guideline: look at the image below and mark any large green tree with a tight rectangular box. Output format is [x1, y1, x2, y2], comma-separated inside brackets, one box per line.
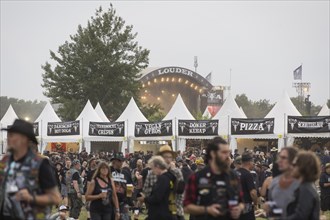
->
[42, 5, 149, 121]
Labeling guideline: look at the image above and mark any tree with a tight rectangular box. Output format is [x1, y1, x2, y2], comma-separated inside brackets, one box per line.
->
[0, 96, 46, 122]
[290, 96, 321, 116]
[42, 5, 149, 121]
[235, 94, 273, 118]
[140, 103, 164, 122]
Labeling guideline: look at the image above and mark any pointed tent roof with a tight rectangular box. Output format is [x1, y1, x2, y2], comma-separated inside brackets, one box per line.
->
[213, 93, 246, 135]
[76, 100, 103, 137]
[318, 103, 330, 116]
[163, 94, 195, 120]
[213, 93, 246, 119]
[239, 106, 247, 118]
[95, 102, 109, 122]
[35, 102, 61, 123]
[266, 91, 301, 134]
[35, 102, 61, 137]
[1, 105, 18, 127]
[116, 97, 148, 136]
[202, 107, 212, 118]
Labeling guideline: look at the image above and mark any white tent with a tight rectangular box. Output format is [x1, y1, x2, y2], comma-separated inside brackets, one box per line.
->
[95, 102, 109, 122]
[76, 100, 107, 152]
[0, 105, 18, 153]
[163, 94, 195, 121]
[318, 103, 330, 116]
[34, 102, 61, 151]
[240, 106, 247, 118]
[116, 98, 148, 153]
[265, 91, 301, 148]
[213, 93, 246, 136]
[202, 107, 212, 118]
[163, 94, 195, 152]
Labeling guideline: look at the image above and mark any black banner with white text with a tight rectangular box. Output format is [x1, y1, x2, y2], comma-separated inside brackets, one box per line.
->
[33, 122, 39, 136]
[178, 120, 218, 136]
[47, 121, 80, 136]
[89, 121, 125, 136]
[135, 120, 173, 137]
[231, 118, 274, 135]
[288, 116, 330, 133]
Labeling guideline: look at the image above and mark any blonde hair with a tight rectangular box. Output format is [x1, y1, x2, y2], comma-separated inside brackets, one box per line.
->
[148, 156, 168, 170]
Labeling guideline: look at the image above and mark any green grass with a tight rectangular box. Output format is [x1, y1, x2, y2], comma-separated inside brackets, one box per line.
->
[56, 207, 330, 220]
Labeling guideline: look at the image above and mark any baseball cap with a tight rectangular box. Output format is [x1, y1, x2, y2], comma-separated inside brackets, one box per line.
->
[59, 205, 68, 211]
[72, 159, 81, 165]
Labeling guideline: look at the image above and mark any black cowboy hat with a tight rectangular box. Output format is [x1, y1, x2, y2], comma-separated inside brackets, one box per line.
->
[2, 119, 38, 145]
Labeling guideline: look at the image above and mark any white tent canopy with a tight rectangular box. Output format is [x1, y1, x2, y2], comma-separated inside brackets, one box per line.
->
[0, 105, 19, 153]
[202, 107, 212, 118]
[266, 91, 301, 135]
[116, 97, 148, 137]
[1, 105, 18, 127]
[35, 102, 61, 137]
[213, 93, 246, 136]
[95, 102, 109, 122]
[163, 94, 195, 121]
[239, 106, 247, 118]
[318, 103, 330, 116]
[116, 98, 148, 154]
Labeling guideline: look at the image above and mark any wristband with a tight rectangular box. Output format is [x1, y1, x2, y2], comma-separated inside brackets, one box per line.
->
[116, 208, 120, 213]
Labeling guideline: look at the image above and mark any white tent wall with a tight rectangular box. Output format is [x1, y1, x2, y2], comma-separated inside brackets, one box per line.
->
[34, 102, 62, 152]
[95, 102, 110, 122]
[318, 103, 330, 116]
[0, 105, 19, 154]
[116, 98, 148, 153]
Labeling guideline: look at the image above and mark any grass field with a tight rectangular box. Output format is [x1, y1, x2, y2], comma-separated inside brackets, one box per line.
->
[57, 207, 330, 220]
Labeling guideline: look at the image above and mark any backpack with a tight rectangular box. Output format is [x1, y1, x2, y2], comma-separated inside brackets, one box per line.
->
[168, 169, 185, 195]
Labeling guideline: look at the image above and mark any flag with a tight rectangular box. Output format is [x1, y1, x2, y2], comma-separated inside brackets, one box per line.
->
[206, 72, 212, 82]
[293, 65, 302, 80]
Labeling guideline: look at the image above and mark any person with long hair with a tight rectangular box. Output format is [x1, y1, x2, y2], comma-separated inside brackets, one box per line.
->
[285, 151, 321, 220]
[85, 161, 120, 220]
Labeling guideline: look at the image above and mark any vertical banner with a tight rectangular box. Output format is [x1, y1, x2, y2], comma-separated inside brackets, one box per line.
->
[33, 122, 39, 136]
[178, 120, 219, 136]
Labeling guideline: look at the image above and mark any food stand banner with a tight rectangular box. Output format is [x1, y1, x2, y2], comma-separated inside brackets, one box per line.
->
[178, 120, 218, 136]
[89, 121, 125, 136]
[231, 118, 274, 135]
[288, 116, 330, 133]
[135, 120, 173, 137]
[47, 121, 80, 136]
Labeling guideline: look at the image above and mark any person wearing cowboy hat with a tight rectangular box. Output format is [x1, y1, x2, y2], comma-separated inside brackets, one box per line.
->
[0, 119, 61, 220]
[142, 145, 185, 220]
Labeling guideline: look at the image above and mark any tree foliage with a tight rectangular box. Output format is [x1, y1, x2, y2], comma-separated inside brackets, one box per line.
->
[0, 96, 46, 122]
[140, 103, 165, 122]
[235, 94, 274, 118]
[42, 5, 149, 121]
[290, 96, 321, 116]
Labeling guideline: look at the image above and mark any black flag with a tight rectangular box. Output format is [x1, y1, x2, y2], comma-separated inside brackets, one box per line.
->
[293, 65, 302, 80]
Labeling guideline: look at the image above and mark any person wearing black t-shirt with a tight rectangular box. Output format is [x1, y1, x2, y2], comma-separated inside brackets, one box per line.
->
[86, 161, 120, 220]
[184, 137, 244, 220]
[0, 119, 61, 220]
[85, 158, 97, 220]
[237, 152, 258, 220]
[61, 157, 72, 206]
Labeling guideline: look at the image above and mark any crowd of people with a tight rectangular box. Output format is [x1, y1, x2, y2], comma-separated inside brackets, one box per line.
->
[0, 119, 330, 220]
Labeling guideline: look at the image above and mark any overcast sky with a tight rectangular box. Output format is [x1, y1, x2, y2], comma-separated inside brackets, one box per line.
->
[1, 1, 329, 105]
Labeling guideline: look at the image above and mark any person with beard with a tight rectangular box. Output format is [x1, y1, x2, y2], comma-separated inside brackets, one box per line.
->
[237, 152, 258, 220]
[0, 119, 61, 220]
[184, 137, 243, 220]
